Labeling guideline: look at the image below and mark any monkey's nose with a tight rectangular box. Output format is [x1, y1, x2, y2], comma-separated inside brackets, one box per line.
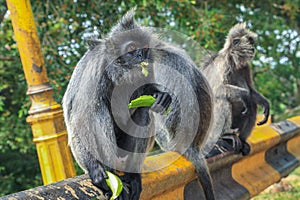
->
[142, 48, 150, 59]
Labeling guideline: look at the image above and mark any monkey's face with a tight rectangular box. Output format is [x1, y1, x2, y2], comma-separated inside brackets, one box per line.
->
[109, 29, 155, 68]
[227, 26, 258, 66]
[117, 41, 150, 66]
[223, 23, 258, 67]
[103, 29, 160, 86]
[231, 33, 257, 62]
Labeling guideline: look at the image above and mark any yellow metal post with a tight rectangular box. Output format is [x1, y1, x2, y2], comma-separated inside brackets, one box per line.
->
[6, 0, 76, 184]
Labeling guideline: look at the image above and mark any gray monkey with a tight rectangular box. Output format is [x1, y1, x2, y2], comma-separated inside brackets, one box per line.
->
[200, 22, 270, 156]
[63, 9, 160, 200]
[63, 9, 215, 200]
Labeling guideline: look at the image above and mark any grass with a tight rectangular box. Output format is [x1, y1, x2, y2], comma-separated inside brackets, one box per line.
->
[252, 166, 300, 200]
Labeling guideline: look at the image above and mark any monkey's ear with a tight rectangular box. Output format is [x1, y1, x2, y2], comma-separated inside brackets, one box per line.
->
[85, 38, 102, 50]
[109, 7, 140, 36]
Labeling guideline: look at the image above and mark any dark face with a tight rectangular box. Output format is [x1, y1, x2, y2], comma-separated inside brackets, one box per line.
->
[104, 30, 155, 84]
[118, 41, 150, 66]
[109, 29, 153, 67]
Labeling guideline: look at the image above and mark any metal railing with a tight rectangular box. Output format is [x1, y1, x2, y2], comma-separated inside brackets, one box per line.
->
[1, 116, 300, 200]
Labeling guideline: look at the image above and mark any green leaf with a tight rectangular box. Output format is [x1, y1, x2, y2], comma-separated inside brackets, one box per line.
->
[105, 171, 123, 200]
[140, 61, 149, 77]
[128, 95, 156, 109]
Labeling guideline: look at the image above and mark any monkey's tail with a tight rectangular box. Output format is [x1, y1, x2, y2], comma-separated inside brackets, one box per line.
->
[184, 148, 215, 200]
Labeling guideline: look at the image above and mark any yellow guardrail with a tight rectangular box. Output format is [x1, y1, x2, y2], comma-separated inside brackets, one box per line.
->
[1, 116, 300, 200]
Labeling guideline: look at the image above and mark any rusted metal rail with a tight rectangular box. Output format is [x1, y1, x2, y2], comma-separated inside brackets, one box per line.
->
[1, 116, 300, 200]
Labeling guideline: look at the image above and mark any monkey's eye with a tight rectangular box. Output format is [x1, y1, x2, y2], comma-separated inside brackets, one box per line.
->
[126, 42, 137, 52]
[233, 38, 240, 46]
[248, 37, 255, 45]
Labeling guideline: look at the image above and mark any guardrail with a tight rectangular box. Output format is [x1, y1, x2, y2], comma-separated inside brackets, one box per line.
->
[1, 116, 300, 200]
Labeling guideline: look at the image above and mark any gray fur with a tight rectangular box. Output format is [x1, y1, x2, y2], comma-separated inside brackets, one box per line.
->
[85, 37, 102, 50]
[152, 44, 215, 200]
[200, 22, 270, 155]
[108, 8, 140, 37]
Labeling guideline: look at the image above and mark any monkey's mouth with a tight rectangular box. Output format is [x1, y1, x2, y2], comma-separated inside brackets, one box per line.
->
[249, 50, 255, 59]
[241, 48, 255, 59]
[132, 48, 150, 64]
[249, 48, 255, 56]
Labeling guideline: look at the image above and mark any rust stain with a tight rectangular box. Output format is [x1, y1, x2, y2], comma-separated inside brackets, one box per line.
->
[32, 63, 43, 73]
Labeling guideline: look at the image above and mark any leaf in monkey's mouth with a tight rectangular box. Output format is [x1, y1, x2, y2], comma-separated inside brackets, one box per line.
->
[140, 61, 149, 77]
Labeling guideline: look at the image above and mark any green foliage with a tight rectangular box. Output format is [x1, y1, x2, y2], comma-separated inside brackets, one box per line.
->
[0, 151, 41, 196]
[0, 0, 299, 196]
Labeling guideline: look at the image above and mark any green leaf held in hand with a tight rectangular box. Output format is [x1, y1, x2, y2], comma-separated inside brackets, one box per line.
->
[128, 95, 156, 109]
[105, 171, 123, 200]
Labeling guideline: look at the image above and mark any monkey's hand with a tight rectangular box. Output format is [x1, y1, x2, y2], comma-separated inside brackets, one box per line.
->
[224, 84, 249, 115]
[87, 159, 111, 196]
[150, 92, 172, 114]
[257, 99, 270, 126]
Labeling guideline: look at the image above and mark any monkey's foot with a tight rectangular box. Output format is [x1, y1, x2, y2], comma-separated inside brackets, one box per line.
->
[119, 173, 142, 200]
[205, 134, 243, 158]
[87, 159, 111, 195]
[241, 142, 250, 155]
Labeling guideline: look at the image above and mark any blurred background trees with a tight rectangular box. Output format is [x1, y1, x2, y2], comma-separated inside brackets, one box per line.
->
[0, 0, 299, 196]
